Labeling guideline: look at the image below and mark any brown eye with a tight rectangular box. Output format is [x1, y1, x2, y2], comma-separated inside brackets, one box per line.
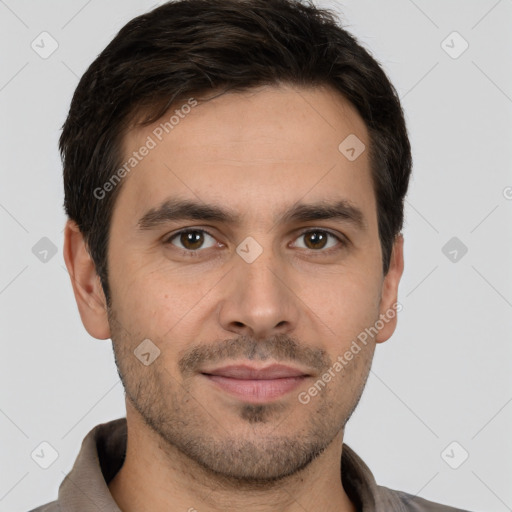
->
[166, 229, 217, 251]
[303, 231, 328, 249]
[293, 230, 342, 251]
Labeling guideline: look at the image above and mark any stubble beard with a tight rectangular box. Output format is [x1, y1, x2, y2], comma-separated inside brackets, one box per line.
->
[108, 307, 374, 488]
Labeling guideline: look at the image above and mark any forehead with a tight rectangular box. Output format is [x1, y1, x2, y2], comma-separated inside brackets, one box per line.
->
[114, 84, 375, 229]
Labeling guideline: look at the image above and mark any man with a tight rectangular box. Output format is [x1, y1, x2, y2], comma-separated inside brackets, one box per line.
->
[31, 0, 471, 510]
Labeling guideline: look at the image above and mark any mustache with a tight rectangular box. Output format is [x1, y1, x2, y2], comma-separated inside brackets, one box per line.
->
[178, 333, 331, 376]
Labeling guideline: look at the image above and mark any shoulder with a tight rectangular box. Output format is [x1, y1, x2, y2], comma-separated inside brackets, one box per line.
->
[26, 500, 61, 512]
[380, 485, 473, 512]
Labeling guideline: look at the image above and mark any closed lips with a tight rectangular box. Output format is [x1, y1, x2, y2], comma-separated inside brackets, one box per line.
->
[201, 364, 309, 379]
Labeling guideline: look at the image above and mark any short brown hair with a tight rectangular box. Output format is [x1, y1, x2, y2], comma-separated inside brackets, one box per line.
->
[61, 0, 412, 305]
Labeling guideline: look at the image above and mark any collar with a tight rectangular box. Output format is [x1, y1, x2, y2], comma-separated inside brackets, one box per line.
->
[57, 417, 404, 511]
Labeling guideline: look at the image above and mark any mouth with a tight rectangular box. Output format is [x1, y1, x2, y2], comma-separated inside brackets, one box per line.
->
[200, 363, 310, 403]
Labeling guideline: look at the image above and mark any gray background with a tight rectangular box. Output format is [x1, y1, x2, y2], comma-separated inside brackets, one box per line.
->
[1, 1, 511, 511]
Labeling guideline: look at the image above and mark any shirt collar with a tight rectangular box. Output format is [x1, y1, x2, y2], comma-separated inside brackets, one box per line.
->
[58, 417, 402, 511]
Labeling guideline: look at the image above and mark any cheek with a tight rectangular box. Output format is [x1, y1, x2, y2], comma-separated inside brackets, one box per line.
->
[109, 260, 220, 344]
[302, 265, 382, 337]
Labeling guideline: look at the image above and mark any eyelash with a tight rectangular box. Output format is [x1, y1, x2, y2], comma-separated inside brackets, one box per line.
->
[163, 228, 347, 257]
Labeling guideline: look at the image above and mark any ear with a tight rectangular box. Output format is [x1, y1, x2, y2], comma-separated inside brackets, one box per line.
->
[375, 233, 404, 344]
[63, 219, 111, 340]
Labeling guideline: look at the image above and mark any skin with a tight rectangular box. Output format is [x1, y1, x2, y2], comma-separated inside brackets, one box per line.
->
[64, 84, 404, 512]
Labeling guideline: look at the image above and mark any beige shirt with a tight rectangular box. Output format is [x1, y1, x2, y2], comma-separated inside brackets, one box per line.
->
[29, 418, 470, 512]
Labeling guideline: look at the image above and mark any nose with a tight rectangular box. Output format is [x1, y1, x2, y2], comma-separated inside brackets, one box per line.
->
[217, 246, 300, 340]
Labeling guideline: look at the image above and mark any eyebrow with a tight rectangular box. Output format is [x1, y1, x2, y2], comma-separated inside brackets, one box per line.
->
[137, 197, 367, 232]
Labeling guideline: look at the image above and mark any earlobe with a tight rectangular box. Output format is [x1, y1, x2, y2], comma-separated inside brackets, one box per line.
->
[375, 233, 404, 344]
[63, 220, 111, 340]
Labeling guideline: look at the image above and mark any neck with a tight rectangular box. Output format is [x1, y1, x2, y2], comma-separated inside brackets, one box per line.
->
[109, 405, 356, 512]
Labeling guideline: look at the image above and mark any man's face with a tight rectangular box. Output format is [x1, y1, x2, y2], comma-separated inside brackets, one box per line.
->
[103, 85, 401, 482]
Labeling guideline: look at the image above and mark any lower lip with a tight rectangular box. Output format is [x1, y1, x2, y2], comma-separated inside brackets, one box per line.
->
[202, 374, 307, 402]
